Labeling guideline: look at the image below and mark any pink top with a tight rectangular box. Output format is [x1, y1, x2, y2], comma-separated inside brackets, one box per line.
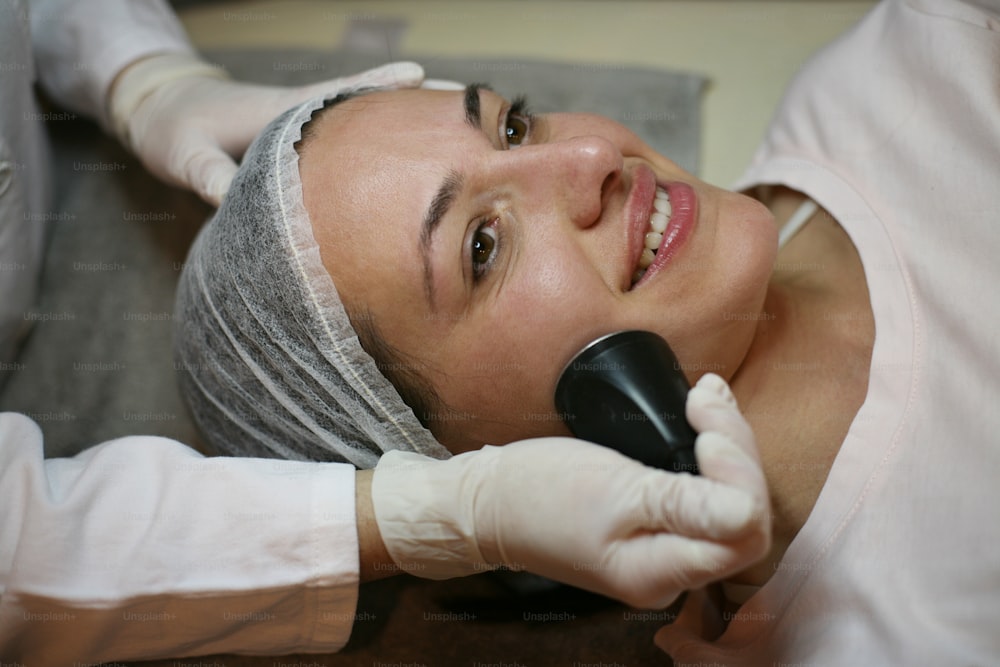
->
[657, 0, 1000, 663]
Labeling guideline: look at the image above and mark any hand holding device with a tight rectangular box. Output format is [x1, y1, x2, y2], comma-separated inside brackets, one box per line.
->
[371, 374, 771, 608]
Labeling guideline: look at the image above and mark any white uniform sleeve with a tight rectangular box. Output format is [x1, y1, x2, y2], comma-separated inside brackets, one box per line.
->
[30, 0, 195, 127]
[0, 412, 360, 665]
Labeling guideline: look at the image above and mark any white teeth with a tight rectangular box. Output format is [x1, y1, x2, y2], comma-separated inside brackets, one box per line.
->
[630, 186, 673, 287]
[651, 186, 671, 233]
[650, 211, 668, 234]
[654, 189, 672, 214]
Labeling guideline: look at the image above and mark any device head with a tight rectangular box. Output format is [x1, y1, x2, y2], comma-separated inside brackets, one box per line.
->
[554, 330, 699, 474]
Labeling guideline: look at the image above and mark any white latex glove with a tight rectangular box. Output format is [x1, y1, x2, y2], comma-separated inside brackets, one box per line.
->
[372, 373, 771, 609]
[107, 55, 426, 206]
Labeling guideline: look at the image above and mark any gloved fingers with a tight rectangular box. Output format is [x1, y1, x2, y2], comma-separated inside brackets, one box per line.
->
[638, 469, 763, 541]
[660, 532, 768, 591]
[683, 375, 769, 529]
[694, 429, 768, 516]
[685, 373, 757, 446]
[686, 373, 758, 462]
[295, 61, 426, 104]
[213, 61, 428, 156]
[605, 531, 766, 608]
[123, 60, 427, 204]
[334, 60, 425, 90]
[177, 141, 237, 207]
[421, 78, 466, 90]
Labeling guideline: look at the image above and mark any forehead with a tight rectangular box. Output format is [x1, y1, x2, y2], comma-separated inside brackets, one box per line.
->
[296, 89, 472, 319]
[305, 88, 470, 163]
[299, 88, 472, 225]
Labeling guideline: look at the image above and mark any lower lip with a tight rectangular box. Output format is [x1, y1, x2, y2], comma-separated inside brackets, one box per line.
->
[634, 181, 697, 289]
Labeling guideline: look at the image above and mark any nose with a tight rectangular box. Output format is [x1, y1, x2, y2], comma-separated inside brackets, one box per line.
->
[494, 135, 623, 229]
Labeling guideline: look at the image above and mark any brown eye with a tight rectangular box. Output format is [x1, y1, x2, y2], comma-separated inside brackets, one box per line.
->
[471, 224, 498, 280]
[505, 115, 528, 147]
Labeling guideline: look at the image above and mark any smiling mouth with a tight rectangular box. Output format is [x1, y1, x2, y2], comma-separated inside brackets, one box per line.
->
[630, 185, 672, 287]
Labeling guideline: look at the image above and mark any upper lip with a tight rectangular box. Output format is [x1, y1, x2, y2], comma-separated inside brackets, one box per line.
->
[623, 164, 657, 291]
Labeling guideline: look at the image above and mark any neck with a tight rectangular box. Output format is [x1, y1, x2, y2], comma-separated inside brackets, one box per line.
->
[729, 279, 800, 421]
[721, 188, 874, 588]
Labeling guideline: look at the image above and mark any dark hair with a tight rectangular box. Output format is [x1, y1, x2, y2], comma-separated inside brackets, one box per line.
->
[295, 91, 448, 434]
[348, 308, 446, 432]
[294, 89, 366, 147]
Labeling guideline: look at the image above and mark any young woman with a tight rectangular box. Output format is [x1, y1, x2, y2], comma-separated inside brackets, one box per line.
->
[175, 0, 1000, 662]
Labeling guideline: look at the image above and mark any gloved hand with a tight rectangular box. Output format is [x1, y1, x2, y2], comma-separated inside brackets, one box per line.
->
[372, 373, 771, 609]
[107, 54, 428, 206]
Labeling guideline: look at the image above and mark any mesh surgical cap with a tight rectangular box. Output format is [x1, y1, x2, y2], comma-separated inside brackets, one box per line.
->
[174, 92, 452, 468]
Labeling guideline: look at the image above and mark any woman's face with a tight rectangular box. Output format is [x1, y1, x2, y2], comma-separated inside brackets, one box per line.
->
[299, 86, 777, 453]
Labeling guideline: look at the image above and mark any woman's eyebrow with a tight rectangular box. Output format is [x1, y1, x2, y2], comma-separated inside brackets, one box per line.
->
[463, 82, 493, 129]
[419, 83, 496, 311]
[420, 170, 463, 311]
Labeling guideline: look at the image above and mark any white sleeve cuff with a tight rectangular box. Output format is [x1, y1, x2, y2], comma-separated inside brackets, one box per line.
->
[0, 412, 361, 663]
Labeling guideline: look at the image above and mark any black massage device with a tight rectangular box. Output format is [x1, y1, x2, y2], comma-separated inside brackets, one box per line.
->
[554, 330, 699, 474]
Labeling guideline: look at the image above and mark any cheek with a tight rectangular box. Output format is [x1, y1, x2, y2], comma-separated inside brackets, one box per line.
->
[435, 251, 616, 436]
[506, 248, 619, 364]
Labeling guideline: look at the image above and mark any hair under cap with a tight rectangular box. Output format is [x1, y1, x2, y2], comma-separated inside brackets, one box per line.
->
[174, 93, 451, 468]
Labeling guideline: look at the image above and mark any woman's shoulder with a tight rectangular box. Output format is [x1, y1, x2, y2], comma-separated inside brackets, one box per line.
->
[903, 0, 1000, 31]
[750, 0, 998, 169]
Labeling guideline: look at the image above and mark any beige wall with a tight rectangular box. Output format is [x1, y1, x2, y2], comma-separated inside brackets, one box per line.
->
[179, 1, 876, 187]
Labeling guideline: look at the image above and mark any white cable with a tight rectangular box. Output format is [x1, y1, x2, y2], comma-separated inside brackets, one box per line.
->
[778, 198, 819, 249]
